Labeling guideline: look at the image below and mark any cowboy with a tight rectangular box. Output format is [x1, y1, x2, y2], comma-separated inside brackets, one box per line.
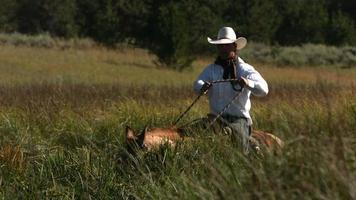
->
[193, 27, 269, 154]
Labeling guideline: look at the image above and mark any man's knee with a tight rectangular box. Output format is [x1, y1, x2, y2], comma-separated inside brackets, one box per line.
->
[228, 118, 250, 151]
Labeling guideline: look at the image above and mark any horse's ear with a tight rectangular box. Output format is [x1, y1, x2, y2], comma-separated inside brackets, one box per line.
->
[140, 126, 148, 137]
[269, 133, 284, 148]
[125, 126, 137, 140]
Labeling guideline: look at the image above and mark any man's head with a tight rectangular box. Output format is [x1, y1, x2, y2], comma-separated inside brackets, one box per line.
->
[207, 27, 247, 59]
[217, 43, 237, 59]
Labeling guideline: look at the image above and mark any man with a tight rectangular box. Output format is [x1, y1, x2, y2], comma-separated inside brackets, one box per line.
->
[193, 27, 268, 154]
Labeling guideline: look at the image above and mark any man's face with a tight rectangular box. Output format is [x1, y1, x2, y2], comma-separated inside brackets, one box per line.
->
[217, 43, 236, 59]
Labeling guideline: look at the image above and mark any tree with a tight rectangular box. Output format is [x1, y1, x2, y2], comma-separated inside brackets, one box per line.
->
[14, 0, 77, 37]
[15, 0, 46, 34]
[0, 0, 18, 32]
[136, 0, 219, 70]
[45, 0, 78, 38]
[274, 0, 328, 45]
[75, 0, 150, 45]
[324, 0, 356, 45]
[245, 0, 281, 44]
[326, 10, 356, 45]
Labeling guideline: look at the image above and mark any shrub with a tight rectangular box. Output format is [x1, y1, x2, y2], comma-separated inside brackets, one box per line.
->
[241, 42, 356, 67]
[274, 46, 307, 66]
[0, 32, 97, 49]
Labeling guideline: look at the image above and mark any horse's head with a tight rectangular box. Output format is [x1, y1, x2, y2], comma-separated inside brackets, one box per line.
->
[125, 126, 146, 153]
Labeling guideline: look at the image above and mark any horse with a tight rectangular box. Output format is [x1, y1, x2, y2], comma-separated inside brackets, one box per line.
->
[124, 124, 283, 153]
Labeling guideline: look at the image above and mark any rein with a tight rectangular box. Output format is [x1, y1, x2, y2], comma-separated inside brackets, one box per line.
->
[173, 79, 242, 127]
[206, 87, 242, 129]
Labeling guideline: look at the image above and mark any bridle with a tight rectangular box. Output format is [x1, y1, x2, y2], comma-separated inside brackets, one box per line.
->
[173, 78, 243, 128]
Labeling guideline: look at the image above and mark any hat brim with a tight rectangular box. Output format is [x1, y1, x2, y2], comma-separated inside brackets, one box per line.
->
[207, 37, 247, 50]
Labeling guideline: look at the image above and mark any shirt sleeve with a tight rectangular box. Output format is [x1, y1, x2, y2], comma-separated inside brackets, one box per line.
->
[193, 65, 213, 94]
[244, 65, 269, 97]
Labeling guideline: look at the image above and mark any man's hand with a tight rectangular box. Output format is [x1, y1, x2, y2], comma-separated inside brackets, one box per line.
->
[200, 81, 212, 94]
[236, 77, 249, 88]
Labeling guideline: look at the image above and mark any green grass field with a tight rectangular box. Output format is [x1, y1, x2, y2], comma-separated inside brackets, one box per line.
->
[0, 44, 355, 199]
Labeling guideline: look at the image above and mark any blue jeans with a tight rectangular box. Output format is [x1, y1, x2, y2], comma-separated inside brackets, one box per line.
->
[222, 116, 251, 154]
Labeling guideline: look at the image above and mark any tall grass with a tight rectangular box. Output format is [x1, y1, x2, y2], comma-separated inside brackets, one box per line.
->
[0, 44, 355, 199]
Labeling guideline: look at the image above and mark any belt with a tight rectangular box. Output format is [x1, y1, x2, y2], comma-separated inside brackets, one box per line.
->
[221, 115, 251, 135]
[221, 115, 247, 122]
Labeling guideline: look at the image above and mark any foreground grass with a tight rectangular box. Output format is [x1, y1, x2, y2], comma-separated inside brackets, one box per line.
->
[0, 45, 355, 199]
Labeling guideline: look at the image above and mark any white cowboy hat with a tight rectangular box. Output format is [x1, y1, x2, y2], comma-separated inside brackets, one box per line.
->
[207, 27, 247, 50]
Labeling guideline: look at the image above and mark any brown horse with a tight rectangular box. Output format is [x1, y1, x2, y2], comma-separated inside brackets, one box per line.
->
[125, 126, 184, 152]
[125, 125, 283, 153]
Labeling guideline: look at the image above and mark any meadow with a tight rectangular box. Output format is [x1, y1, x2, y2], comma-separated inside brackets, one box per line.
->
[0, 43, 355, 199]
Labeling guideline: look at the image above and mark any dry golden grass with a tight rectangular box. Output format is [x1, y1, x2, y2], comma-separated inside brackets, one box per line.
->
[0, 45, 197, 86]
[258, 64, 356, 85]
[0, 145, 25, 170]
[0, 45, 355, 87]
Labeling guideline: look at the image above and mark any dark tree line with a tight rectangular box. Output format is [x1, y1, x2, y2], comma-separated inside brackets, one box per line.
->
[0, 0, 355, 69]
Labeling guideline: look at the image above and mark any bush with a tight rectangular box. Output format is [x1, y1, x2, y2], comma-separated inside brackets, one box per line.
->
[241, 42, 356, 67]
[341, 46, 356, 67]
[301, 44, 340, 65]
[240, 42, 274, 63]
[0, 32, 97, 49]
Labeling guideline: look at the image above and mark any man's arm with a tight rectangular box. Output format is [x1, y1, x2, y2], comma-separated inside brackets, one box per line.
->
[193, 65, 213, 94]
[243, 66, 269, 97]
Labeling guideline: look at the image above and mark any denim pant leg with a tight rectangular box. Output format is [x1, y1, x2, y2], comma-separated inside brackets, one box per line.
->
[229, 118, 250, 154]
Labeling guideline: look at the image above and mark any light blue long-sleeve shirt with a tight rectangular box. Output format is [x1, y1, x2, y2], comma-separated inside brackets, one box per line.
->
[193, 57, 268, 125]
